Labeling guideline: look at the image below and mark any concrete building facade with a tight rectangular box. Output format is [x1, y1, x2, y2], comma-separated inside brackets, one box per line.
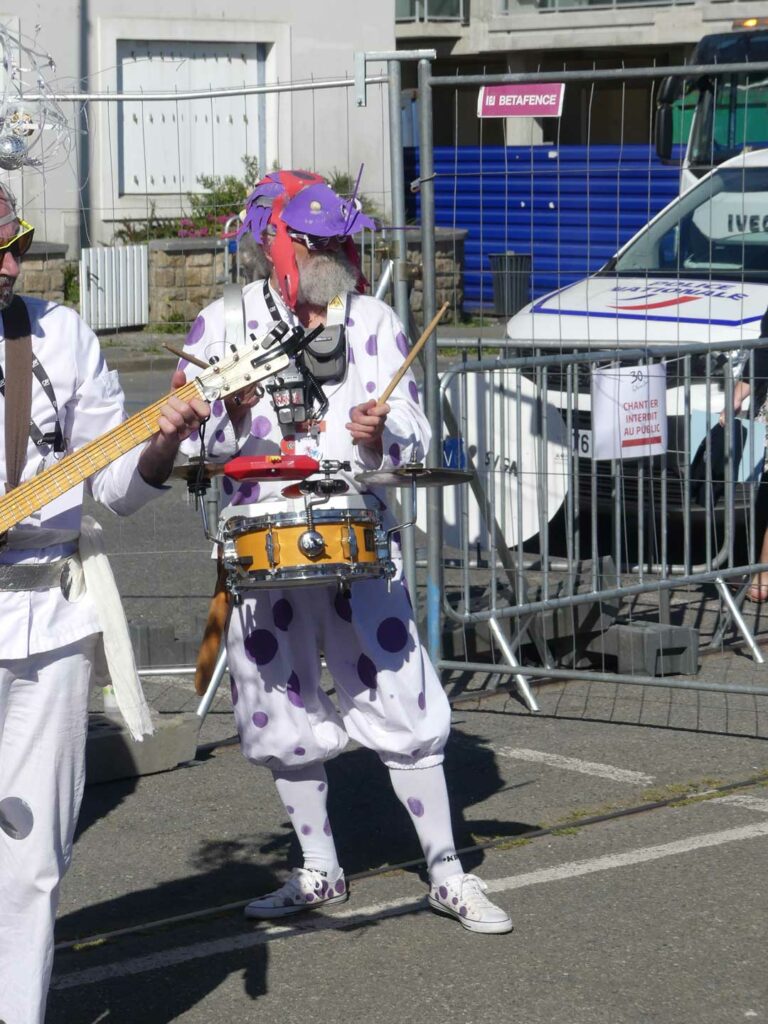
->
[0, 1, 396, 253]
[396, 0, 764, 145]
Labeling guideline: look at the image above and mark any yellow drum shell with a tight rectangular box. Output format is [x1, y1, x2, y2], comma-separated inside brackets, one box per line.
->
[226, 508, 384, 586]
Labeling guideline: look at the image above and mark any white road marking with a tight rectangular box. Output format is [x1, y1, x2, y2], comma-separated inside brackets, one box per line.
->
[51, 896, 425, 990]
[482, 821, 768, 892]
[715, 794, 768, 815]
[494, 746, 654, 785]
[52, 820, 768, 991]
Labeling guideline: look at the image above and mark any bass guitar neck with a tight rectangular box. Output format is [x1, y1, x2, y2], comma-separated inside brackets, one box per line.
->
[0, 379, 204, 536]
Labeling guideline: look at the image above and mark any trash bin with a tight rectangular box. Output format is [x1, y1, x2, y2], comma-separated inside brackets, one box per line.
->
[488, 251, 532, 317]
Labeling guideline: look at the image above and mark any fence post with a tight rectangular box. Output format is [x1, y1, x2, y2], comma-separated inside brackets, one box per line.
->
[417, 56, 443, 664]
[387, 57, 419, 620]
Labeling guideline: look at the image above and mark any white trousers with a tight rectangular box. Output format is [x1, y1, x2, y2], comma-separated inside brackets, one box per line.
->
[0, 636, 96, 1024]
[227, 577, 451, 771]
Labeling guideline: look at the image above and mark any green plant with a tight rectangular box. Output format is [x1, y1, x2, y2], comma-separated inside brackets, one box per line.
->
[326, 168, 383, 222]
[62, 261, 79, 308]
[153, 309, 189, 334]
[183, 155, 260, 237]
[112, 202, 180, 244]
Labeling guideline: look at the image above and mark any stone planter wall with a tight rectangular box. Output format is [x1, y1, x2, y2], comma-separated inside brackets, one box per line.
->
[369, 227, 466, 325]
[13, 230, 467, 330]
[148, 238, 229, 325]
[17, 242, 69, 304]
[407, 227, 466, 321]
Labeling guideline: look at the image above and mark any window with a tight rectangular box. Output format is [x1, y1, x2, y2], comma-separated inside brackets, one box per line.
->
[117, 40, 267, 195]
[689, 77, 768, 169]
[611, 164, 768, 280]
[396, 0, 465, 22]
[536, 0, 688, 10]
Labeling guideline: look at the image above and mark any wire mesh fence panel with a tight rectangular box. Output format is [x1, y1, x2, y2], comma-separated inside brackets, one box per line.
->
[10, 41, 768, 709]
[428, 340, 768, 697]
[415, 58, 768, 698]
[4, 59, 399, 725]
[15, 68, 394, 333]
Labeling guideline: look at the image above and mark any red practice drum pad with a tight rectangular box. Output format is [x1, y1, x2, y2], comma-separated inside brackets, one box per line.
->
[223, 455, 320, 482]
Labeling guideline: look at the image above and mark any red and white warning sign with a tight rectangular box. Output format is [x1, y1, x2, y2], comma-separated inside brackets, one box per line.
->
[477, 83, 565, 118]
[591, 364, 667, 460]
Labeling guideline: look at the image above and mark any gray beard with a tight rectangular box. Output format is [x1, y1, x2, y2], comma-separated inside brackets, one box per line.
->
[0, 276, 15, 310]
[297, 252, 358, 307]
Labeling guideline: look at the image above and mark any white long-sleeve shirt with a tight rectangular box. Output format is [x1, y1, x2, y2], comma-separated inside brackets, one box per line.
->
[177, 282, 431, 527]
[0, 297, 165, 657]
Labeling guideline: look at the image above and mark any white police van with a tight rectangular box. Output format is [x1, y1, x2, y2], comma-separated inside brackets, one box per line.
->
[505, 149, 768, 517]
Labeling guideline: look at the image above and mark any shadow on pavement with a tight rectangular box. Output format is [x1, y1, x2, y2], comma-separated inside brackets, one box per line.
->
[251, 732, 538, 879]
[49, 943, 268, 1024]
[74, 776, 139, 842]
[51, 729, 532, 1021]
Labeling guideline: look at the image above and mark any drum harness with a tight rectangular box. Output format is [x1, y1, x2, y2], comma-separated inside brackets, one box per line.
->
[260, 280, 348, 430]
[258, 281, 355, 554]
[206, 285, 395, 592]
[187, 283, 327, 507]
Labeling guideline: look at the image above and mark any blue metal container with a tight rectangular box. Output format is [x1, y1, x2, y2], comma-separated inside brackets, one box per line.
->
[405, 144, 681, 313]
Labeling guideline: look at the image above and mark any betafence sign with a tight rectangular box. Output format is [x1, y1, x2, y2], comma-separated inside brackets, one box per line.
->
[591, 364, 667, 460]
[477, 83, 565, 119]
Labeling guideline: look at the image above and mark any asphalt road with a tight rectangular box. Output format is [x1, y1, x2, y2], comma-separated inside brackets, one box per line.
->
[53, 685, 768, 1024]
[46, 364, 768, 1024]
[86, 362, 217, 639]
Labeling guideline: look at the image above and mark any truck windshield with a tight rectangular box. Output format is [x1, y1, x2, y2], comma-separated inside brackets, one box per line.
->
[687, 31, 768, 167]
[689, 76, 768, 166]
[609, 165, 768, 280]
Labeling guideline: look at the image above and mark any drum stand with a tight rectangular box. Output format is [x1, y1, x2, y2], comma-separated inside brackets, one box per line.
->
[171, 461, 231, 724]
[196, 643, 229, 722]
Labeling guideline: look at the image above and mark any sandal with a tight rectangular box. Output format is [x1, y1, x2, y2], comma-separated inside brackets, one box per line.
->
[745, 583, 768, 603]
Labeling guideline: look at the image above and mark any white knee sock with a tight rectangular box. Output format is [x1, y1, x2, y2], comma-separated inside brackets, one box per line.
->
[388, 764, 463, 885]
[271, 765, 341, 876]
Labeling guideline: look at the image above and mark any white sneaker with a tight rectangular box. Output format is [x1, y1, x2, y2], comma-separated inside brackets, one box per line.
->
[428, 873, 513, 934]
[244, 867, 349, 919]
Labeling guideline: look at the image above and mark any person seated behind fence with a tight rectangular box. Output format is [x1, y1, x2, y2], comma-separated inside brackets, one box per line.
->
[720, 306, 768, 602]
[176, 168, 513, 934]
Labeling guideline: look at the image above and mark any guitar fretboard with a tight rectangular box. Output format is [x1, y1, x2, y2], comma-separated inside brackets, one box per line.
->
[0, 379, 202, 534]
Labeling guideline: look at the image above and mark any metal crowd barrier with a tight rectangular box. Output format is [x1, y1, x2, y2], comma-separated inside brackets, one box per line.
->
[429, 337, 768, 707]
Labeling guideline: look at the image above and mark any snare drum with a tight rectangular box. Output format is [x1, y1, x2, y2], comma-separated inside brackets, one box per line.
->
[222, 508, 392, 588]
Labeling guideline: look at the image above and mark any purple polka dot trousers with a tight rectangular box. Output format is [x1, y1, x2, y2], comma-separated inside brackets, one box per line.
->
[227, 577, 451, 771]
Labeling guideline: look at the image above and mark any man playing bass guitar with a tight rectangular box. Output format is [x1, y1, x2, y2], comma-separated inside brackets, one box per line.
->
[0, 183, 210, 1024]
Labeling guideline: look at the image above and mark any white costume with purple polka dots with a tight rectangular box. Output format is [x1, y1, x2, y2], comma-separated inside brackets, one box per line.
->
[179, 282, 451, 770]
[179, 282, 428, 517]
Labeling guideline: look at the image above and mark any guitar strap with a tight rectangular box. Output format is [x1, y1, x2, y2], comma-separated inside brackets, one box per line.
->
[2, 296, 33, 492]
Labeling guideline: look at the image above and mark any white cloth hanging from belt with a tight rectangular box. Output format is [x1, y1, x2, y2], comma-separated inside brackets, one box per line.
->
[78, 515, 153, 741]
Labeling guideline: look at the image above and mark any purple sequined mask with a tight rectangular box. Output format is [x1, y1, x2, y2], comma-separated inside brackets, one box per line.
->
[237, 169, 377, 307]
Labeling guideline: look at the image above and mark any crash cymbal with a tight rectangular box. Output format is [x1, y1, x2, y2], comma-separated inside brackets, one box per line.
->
[355, 464, 473, 488]
[170, 460, 223, 480]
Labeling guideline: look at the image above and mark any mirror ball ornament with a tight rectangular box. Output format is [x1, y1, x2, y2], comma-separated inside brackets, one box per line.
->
[0, 25, 74, 178]
[0, 133, 27, 170]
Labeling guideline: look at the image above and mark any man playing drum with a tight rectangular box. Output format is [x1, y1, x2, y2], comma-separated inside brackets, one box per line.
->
[178, 169, 512, 934]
